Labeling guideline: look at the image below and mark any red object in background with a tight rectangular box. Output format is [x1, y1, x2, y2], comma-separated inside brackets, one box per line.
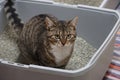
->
[103, 30, 120, 80]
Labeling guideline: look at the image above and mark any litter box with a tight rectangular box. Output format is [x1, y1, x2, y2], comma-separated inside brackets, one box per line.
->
[0, 0, 120, 80]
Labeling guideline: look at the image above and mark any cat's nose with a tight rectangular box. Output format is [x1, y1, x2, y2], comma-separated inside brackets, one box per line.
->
[61, 39, 66, 46]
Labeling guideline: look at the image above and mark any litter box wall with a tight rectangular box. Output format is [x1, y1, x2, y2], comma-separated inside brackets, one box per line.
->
[0, 0, 120, 80]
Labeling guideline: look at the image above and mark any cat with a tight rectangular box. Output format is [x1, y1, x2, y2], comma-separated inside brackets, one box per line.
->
[4, 0, 78, 68]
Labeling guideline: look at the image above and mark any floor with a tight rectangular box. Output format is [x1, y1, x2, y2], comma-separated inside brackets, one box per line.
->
[53, 0, 103, 7]
[103, 30, 120, 80]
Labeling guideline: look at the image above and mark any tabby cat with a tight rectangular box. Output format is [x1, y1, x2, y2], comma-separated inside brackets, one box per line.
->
[4, 0, 78, 68]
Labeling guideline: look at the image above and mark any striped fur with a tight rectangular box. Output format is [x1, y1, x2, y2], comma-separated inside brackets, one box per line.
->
[4, 0, 78, 68]
[18, 15, 78, 68]
[4, 0, 23, 36]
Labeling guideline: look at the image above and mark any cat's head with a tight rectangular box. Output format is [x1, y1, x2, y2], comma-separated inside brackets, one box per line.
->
[45, 16, 78, 47]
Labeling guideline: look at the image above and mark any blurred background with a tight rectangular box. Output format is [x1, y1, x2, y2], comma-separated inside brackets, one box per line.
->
[44, 0, 120, 9]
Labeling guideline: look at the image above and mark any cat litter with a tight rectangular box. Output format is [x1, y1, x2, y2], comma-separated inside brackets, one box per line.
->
[0, 0, 119, 80]
[0, 25, 96, 70]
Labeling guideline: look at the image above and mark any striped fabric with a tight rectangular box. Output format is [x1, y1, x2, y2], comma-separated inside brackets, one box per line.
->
[103, 31, 120, 80]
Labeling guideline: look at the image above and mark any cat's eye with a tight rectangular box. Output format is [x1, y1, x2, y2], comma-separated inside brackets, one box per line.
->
[67, 34, 71, 39]
[55, 35, 59, 39]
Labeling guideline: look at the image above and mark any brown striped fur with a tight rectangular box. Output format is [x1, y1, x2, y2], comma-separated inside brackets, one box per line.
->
[4, 0, 78, 68]
[18, 14, 78, 68]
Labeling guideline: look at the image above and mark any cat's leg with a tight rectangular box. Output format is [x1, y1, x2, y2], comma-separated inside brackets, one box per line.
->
[17, 43, 38, 65]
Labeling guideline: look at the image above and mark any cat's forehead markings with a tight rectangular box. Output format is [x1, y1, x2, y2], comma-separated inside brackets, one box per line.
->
[5, 0, 77, 68]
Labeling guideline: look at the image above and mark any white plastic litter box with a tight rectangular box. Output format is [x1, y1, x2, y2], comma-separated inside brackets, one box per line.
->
[0, 0, 120, 80]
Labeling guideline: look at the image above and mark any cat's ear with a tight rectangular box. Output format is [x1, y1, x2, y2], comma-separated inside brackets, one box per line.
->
[69, 16, 78, 28]
[45, 17, 54, 29]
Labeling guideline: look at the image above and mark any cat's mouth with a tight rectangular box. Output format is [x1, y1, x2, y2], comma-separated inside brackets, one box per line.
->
[54, 40, 71, 47]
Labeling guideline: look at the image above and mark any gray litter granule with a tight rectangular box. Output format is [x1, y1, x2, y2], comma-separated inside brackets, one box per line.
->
[66, 37, 96, 70]
[0, 25, 96, 70]
[0, 30, 20, 62]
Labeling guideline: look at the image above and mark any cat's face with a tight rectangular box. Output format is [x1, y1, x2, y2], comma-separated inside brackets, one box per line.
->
[45, 16, 78, 47]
